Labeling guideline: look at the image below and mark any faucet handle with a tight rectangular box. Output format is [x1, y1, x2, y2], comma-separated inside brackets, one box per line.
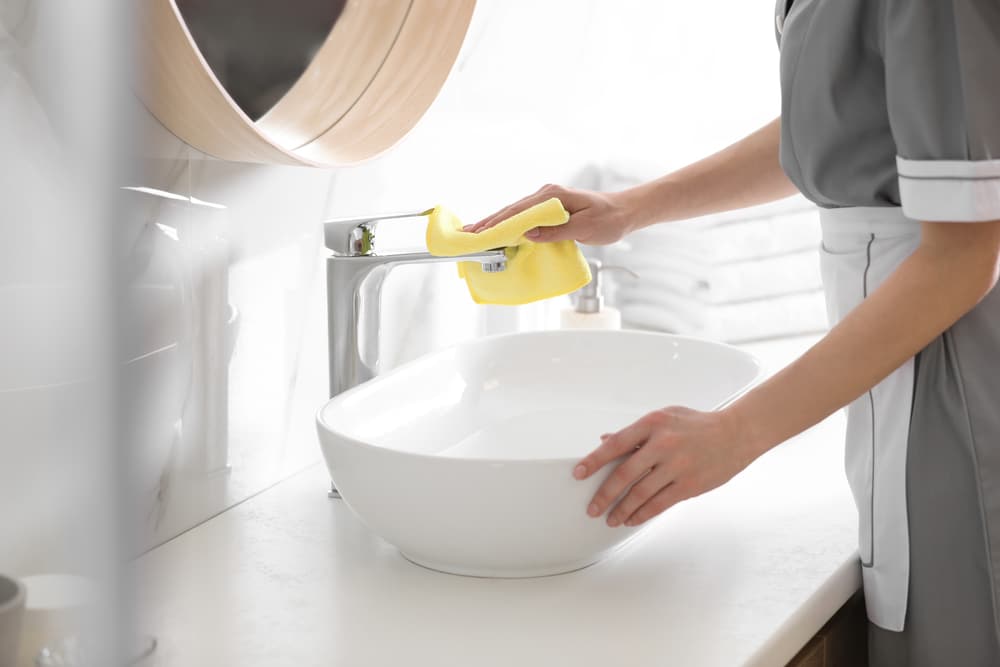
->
[324, 208, 434, 256]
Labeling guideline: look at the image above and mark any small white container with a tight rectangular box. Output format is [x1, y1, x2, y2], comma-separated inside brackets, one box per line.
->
[559, 306, 621, 330]
[17, 575, 95, 667]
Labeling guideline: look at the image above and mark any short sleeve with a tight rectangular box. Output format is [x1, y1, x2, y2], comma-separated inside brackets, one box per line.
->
[883, 0, 1000, 222]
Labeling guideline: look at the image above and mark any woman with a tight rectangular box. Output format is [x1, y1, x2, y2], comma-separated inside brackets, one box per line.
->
[465, 0, 1000, 663]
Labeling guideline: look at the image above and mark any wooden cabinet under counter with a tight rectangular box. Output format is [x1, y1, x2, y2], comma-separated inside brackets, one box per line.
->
[787, 593, 867, 667]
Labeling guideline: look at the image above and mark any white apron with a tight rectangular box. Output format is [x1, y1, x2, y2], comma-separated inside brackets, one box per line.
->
[818, 206, 921, 631]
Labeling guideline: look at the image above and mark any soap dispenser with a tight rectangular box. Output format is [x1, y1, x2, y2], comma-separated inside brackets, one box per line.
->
[560, 259, 637, 330]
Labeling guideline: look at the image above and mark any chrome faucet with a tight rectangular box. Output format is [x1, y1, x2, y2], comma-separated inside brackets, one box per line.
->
[324, 209, 506, 397]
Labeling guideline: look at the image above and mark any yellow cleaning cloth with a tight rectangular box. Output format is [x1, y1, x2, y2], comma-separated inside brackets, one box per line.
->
[425, 198, 592, 305]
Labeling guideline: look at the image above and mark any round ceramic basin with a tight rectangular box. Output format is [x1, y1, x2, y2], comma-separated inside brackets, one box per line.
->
[316, 330, 761, 577]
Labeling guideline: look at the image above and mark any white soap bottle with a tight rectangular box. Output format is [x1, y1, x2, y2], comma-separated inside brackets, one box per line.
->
[560, 259, 637, 330]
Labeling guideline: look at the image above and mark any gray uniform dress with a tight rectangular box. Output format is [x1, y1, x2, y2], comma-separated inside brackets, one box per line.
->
[775, 0, 1000, 664]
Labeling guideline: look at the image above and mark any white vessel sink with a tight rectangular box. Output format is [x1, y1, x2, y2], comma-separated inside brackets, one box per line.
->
[316, 330, 761, 577]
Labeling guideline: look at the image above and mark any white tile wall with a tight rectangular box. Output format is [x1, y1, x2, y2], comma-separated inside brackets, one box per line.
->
[122, 98, 337, 553]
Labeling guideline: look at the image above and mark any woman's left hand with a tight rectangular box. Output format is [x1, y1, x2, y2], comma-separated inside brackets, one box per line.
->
[573, 406, 759, 527]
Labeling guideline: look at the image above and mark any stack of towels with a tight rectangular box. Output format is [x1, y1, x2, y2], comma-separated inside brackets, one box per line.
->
[602, 197, 828, 342]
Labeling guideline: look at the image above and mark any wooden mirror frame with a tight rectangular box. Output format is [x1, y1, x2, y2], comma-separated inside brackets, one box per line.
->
[138, 0, 476, 166]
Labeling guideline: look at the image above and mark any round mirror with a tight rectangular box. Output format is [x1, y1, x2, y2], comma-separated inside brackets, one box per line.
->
[138, 0, 476, 166]
[174, 0, 351, 122]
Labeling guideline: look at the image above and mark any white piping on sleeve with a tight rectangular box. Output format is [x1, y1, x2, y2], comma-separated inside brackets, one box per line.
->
[896, 157, 1000, 222]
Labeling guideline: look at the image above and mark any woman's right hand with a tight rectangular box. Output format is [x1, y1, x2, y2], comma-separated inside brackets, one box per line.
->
[462, 183, 638, 246]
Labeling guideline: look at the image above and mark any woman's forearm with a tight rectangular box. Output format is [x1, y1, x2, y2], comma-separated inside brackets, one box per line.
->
[572, 221, 999, 527]
[725, 220, 1000, 461]
[620, 117, 798, 230]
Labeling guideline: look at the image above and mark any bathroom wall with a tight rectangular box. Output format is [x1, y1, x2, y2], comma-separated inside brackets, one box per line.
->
[1, 0, 791, 571]
[121, 101, 337, 554]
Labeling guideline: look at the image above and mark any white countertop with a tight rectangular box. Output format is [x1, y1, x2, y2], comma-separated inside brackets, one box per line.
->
[135, 336, 860, 667]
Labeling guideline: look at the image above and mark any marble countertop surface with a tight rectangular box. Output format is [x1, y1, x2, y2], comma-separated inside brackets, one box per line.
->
[135, 335, 861, 667]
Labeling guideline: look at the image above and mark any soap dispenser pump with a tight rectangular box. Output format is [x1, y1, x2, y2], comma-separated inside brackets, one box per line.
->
[560, 259, 637, 330]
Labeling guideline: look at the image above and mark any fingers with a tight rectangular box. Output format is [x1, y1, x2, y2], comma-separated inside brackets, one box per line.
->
[605, 467, 673, 527]
[574, 407, 728, 527]
[573, 419, 652, 480]
[524, 222, 579, 243]
[462, 190, 547, 233]
[462, 197, 537, 233]
[623, 483, 690, 526]
[583, 446, 658, 520]
[574, 410, 687, 526]
[462, 183, 567, 234]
